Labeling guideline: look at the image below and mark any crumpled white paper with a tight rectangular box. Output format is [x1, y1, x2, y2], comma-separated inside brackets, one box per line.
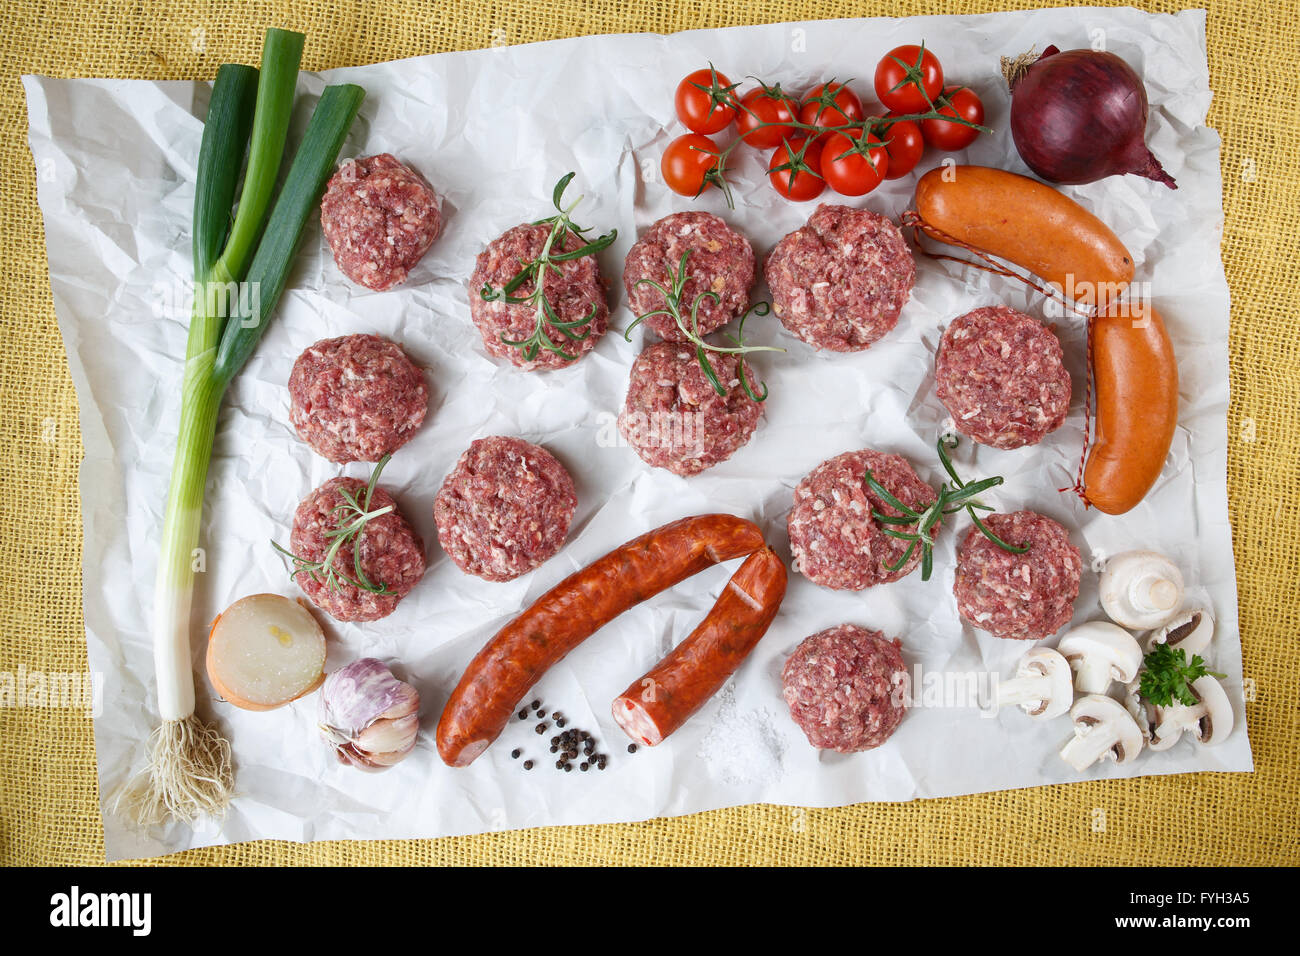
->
[23, 6, 1249, 861]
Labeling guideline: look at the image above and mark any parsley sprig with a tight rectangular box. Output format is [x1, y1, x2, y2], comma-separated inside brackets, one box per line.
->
[272, 454, 396, 595]
[1139, 644, 1225, 708]
[480, 172, 617, 364]
[623, 247, 784, 402]
[864, 435, 1028, 581]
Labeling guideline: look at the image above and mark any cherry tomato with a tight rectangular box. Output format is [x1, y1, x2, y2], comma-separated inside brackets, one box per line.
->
[820, 131, 889, 196]
[735, 85, 799, 149]
[874, 44, 945, 114]
[675, 67, 738, 134]
[798, 82, 864, 142]
[921, 86, 985, 151]
[768, 138, 825, 202]
[661, 133, 722, 196]
[880, 114, 925, 180]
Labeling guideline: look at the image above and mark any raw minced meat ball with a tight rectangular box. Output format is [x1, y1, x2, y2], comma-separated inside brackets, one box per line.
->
[617, 342, 763, 476]
[954, 510, 1082, 641]
[764, 204, 915, 351]
[320, 154, 441, 292]
[623, 211, 755, 342]
[788, 449, 937, 590]
[468, 223, 609, 370]
[288, 333, 428, 463]
[434, 436, 577, 582]
[935, 306, 1071, 449]
[782, 624, 908, 752]
[290, 477, 426, 623]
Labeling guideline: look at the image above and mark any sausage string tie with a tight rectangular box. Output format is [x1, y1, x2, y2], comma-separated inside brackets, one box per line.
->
[899, 210, 1097, 505]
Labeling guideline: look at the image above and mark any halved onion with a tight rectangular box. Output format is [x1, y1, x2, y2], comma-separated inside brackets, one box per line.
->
[207, 594, 327, 711]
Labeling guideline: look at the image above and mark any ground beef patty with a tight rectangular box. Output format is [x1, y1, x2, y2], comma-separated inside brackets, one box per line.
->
[782, 624, 908, 752]
[320, 154, 441, 292]
[764, 204, 915, 351]
[954, 510, 1082, 641]
[623, 211, 755, 341]
[434, 436, 577, 582]
[618, 342, 763, 476]
[469, 223, 609, 370]
[788, 449, 936, 590]
[290, 477, 426, 622]
[935, 307, 1071, 449]
[288, 334, 428, 463]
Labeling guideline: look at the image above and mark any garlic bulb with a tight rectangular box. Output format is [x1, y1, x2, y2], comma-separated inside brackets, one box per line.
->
[318, 658, 420, 771]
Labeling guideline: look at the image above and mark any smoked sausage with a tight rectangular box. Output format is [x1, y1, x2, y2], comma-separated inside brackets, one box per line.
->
[912, 165, 1134, 307]
[435, 514, 765, 766]
[1083, 301, 1178, 514]
[612, 546, 787, 747]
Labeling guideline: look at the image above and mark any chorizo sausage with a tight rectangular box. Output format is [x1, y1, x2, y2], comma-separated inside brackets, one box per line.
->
[913, 165, 1134, 307]
[1083, 301, 1178, 514]
[435, 514, 765, 766]
[612, 546, 787, 747]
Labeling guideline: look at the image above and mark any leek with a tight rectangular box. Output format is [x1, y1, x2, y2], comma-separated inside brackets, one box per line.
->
[129, 28, 363, 825]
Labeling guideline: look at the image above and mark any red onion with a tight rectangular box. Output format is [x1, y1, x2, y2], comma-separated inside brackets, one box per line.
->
[1007, 45, 1176, 189]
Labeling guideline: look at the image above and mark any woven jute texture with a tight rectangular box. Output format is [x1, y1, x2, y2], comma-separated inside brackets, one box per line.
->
[1, 0, 1297, 866]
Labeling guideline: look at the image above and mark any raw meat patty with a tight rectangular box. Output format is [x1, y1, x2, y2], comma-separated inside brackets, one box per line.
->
[954, 509, 1082, 640]
[788, 449, 937, 589]
[764, 204, 915, 351]
[290, 477, 426, 622]
[469, 223, 609, 370]
[623, 211, 755, 342]
[618, 341, 763, 476]
[935, 306, 1071, 449]
[434, 436, 578, 582]
[320, 154, 441, 291]
[288, 333, 428, 463]
[782, 624, 908, 752]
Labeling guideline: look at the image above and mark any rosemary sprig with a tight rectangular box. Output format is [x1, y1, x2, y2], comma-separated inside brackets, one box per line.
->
[272, 454, 396, 594]
[863, 435, 1028, 581]
[623, 247, 784, 401]
[480, 172, 617, 364]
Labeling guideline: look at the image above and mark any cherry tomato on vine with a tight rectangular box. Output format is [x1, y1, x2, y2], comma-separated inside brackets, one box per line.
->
[874, 44, 945, 114]
[735, 85, 799, 149]
[674, 67, 739, 134]
[820, 131, 889, 196]
[661, 132, 723, 196]
[880, 114, 925, 180]
[798, 82, 864, 142]
[768, 138, 825, 202]
[921, 86, 985, 151]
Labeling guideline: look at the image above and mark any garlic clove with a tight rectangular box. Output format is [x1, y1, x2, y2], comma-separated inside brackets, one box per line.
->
[354, 712, 420, 755]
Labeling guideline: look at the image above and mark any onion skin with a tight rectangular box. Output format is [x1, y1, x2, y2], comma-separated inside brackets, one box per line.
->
[1010, 46, 1176, 189]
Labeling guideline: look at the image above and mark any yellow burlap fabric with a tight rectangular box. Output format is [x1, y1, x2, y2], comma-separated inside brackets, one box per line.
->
[1, 0, 1296, 866]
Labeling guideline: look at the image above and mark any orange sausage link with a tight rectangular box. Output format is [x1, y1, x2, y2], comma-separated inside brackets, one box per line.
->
[435, 514, 765, 766]
[612, 546, 787, 747]
[914, 165, 1134, 307]
[1083, 301, 1179, 514]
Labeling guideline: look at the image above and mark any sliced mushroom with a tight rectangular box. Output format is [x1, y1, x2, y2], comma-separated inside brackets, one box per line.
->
[1058, 621, 1144, 695]
[1099, 551, 1185, 630]
[994, 647, 1074, 719]
[1147, 675, 1234, 751]
[1122, 675, 1155, 741]
[1059, 694, 1145, 771]
[1144, 605, 1214, 656]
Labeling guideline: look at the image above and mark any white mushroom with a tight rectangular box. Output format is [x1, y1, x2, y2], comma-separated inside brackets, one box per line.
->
[1144, 605, 1214, 656]
[1147, 675, 1234, 751]
[994, 647, 1074, 719]
[1058, 621, 1144, 694]
[1059, 694, 1145, 771]
[1099, 550, 1185, 630]
[1122, 676, 1154, 742]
